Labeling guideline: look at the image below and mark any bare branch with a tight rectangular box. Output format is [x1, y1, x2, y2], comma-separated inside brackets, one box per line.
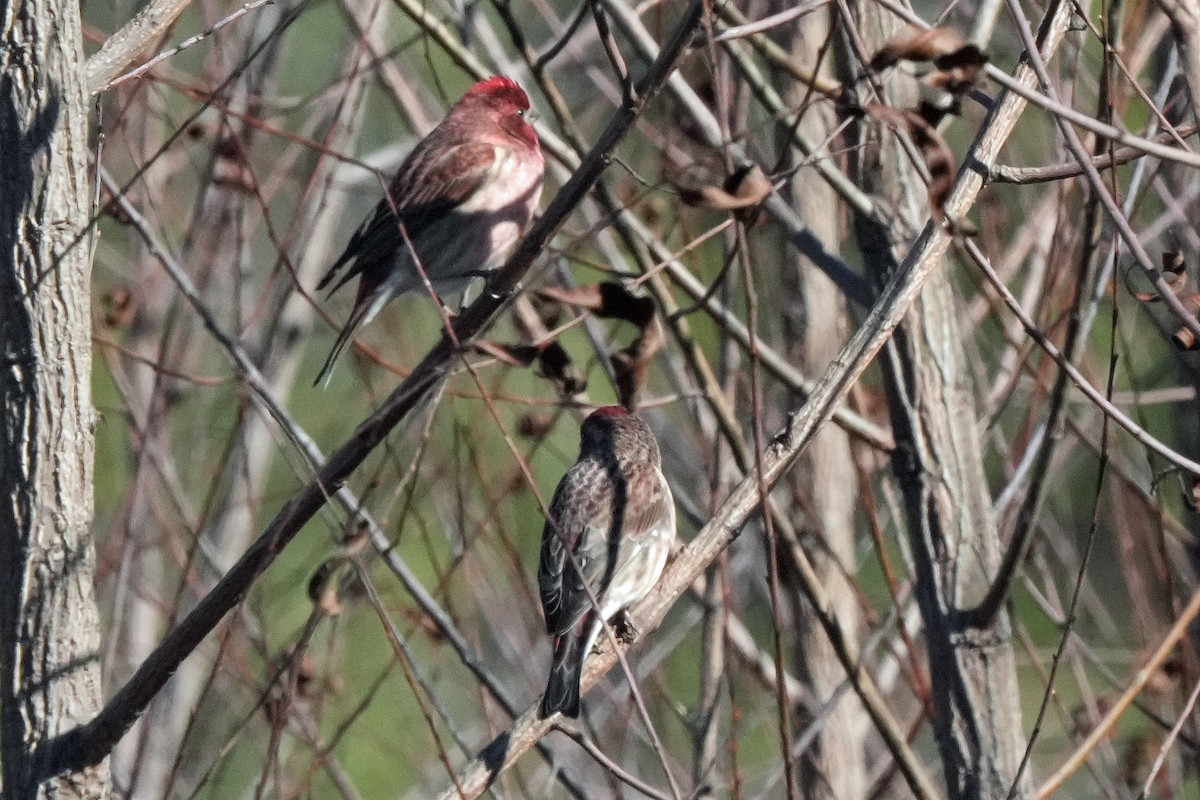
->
[1152, 0, 1200, 118]
[1037, 586, 1200, 798]
[95, 0, 275, 94]
[86, 0, 196, 95]
[37, 0, 706, 779]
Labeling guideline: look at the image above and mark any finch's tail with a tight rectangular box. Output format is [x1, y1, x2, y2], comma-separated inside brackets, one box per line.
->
[314, 307, 364, 387]
[540, 633, 584, 718]
[314, 283, 392, 387]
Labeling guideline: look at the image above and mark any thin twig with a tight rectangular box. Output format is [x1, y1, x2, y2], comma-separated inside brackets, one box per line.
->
[959, 241, 1200, 512]
[40, 9, 695, 773]
[874, 0, 1200, 169]
[430, 2, 1076, 796]
[1135, 676, 1200, 799]
[559, 729, 674, 800]
[96, 0, 276, 93]
[86, 0, 195, 93]
[990, 124, 1198, 183]
[712, 0, 831, 42]
[1037, 586, 1200, 798]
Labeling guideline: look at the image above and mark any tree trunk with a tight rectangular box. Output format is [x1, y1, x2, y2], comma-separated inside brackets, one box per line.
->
[0, 0, 110, 796]
[841, 6, 1031, 798]
[778, 7, 868, 797]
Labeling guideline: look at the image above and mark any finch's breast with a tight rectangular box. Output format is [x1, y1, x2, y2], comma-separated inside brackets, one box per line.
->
[405, 145, 547, 296]
[409, 146, 543, 294]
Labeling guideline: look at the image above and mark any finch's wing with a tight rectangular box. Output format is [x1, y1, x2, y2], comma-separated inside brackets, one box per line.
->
[538, 459, 670, 636]
[539, 458, 611, 636]
[618, 463, 670, 548]
[317, 140, 498, 295]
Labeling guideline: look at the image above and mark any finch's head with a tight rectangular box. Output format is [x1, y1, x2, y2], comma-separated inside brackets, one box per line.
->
[456, 76, 539, 152]
[463, 76, 530, 111]
[579, 406, 659, 465]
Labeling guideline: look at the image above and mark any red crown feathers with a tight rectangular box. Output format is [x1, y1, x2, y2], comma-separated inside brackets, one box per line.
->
[464, 76, 529, 109]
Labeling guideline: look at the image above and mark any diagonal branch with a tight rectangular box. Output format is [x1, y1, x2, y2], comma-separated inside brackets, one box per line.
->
[430, 0, 1079, 794]
[87, 0, 195, 94]
[92, 155, 598, 797]
[37, 0, 705, 780]
[1152, 0, 1200, 119]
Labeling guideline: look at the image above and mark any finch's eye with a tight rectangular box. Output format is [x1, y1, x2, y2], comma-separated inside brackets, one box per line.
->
[517, 109, 526, 117]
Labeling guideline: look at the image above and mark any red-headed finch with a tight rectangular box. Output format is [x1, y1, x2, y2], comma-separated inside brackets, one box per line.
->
[538, 406, 675, 718]
[315, 76, 544, 385]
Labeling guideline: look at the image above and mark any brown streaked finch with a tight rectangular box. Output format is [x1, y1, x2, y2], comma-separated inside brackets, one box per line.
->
[314, 76, 544, 385]
[538, 406, 675, 718]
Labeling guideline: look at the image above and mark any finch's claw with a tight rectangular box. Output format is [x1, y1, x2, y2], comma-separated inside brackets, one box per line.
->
[481, 271, 510, 301]
[615, 611, 639, 644]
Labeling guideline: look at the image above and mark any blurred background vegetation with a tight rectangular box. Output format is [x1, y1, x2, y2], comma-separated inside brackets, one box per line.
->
[67, 0, 1200, 794]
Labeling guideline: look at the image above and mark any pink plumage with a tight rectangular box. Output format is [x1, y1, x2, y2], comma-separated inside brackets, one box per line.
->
[315, 77, 544, 385]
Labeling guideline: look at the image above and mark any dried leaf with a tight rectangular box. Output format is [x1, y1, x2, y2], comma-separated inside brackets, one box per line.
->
[1163, 250, 1187, 275]
[529, 291, 564, 330]
[516, 413, 555, 439]
[537, 341, 587, 397]
[863, 104, 956, 216]
[921, 51, 988, 99]
[870, 26, 967, 69]
[539, 282, 657, 327]
[676, 164, 773, 212]
[1171, 293, 1200, 350]
[212, 137, 255, 193]
[307, 560, 343, 616]
[398, 607, 447, 643]
[186, 121, 209, 141]
[473, 340, 540, 367]
[342, 519, 371, 556]
[1136, 253, 1189, 305]
[539, 282, 661, 405]
[613, 316, 664, 410]
[916, 96, 953, 127]
[932, 43, 988, 72]
[872, 26, 988, 122]
[1121, 732, 1161, 790]
[214, 163, 256, 194]
[1161, 251, 1189, 294]
[1145, 656, 1182, 695]
[1069, 695, 1113, 739]
[598, 284, 661, 407]
[475, 340, 585, 397]
[99, 184, 137, 225]
[597, 282, 656, 326]
[536, 283, 605, 312]
[102, 288, 138, 329]
[214, 135, 243, 162]
[264, 648, 320, 724]
[1172, 328, 1197, 350]
[293, 653, 318, 698]
[929, 44, 988, 97]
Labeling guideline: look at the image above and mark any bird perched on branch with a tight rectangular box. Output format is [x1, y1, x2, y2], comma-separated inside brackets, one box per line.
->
[538, 406, 675, 718]
[315, 76, 544, 385]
